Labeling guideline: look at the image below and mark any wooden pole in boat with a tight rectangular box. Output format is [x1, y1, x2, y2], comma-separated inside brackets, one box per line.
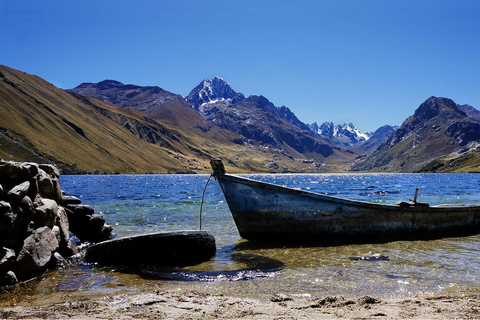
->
[413, 188, 419, 203]
[210, 159, 226, 177]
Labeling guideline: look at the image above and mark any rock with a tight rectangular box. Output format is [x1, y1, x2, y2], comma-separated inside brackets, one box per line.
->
[19, 194, 35, 218]
[0, 160, 117, 286]
[52, 225, 61, 243]
[66, 204, 94, 216]
[37, 170, 54, 198]
[101, 224, 113, 237]
[49, 252, 67, 269]
[60, 240, 77, 258]
[349, 252, 389, 261]
[0, 200, 14, 219]
[66, 205, 112, 243]
[38, 164, 60, 179]
[6, 181, 30, 204]
[34, 198, 59, 229]
[358, 296, 381, 305]
[14, 226, 59, 279]
[0, 161, 38, 185]
[8, 196, 35, 237]
[28, 176, 39, 200]
[89, 214, 106, 230]
[61, 195, 82, 205]
[52, 178, 63, 202]
[0, 247, 16, 273]
[0, 271, 18, 287]
[0, 201, 15, 236]
[65, 205, 93, 238]
[55, 206, 74, 256]
[37, 169, 62, 203]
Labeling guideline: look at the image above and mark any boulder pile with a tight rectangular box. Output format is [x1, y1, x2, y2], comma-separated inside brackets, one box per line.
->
[0, 160, 112, 287]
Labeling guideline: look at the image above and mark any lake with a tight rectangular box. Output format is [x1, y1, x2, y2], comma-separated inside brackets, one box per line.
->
[5, 173, 480, 305]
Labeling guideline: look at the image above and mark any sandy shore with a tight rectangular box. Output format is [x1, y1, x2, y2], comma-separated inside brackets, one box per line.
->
[1, 290, 479, 319]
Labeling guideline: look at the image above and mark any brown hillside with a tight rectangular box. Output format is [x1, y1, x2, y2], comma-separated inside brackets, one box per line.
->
[1, 66, 350, 173]
[69, 77, 357, 172]
[0, 65, 193, 173]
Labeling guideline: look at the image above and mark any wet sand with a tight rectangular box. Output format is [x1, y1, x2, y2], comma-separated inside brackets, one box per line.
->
[2, 290, 479, 319]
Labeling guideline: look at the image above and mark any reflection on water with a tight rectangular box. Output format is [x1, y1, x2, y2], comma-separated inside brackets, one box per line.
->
[1, 173, 480, 307]
[141, 253, 285, 282]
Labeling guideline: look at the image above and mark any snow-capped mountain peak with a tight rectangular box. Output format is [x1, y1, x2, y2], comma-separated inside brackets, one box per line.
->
[308, 121, 371, 147]
[186, 76, 245, 109]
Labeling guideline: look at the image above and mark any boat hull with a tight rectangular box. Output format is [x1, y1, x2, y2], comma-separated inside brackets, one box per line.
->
[216, 173, 480, 242]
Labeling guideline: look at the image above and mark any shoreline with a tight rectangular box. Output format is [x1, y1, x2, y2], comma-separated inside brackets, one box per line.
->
[1, 290, 479, 319]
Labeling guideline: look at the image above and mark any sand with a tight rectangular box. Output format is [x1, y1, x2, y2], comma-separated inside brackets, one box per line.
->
[1, 290, 479, 319]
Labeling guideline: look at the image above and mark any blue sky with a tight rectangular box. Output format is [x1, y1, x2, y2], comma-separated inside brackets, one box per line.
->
[2, 1, 479, 132]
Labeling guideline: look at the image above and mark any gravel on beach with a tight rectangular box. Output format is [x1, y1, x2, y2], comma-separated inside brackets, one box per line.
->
[2, 290, 479, 319]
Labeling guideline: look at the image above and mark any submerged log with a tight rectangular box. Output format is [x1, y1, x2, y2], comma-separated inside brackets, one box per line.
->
[85, 230, 216, 267]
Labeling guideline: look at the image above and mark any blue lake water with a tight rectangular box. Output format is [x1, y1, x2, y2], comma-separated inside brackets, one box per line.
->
[7, 173, 480, 305]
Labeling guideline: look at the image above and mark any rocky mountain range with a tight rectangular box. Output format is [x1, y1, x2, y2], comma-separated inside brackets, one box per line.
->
[68, 76, 480, 173]
[186, 77, 311, 130]
[2, 65, 479, 173]
[458, 104, 480, 122]
[352, 96, 480, 172]
[1, 66, 358, 174]
[357, 125, 399, 153]
[307, 122, 399, 153]
[186, 76, 245, 110]
[68, 79, 208, 131]
[309, 122, 370, 145]
[0, 66, 225, 174]
[186, 78, 338, 157]
[70, 76, 358, 171]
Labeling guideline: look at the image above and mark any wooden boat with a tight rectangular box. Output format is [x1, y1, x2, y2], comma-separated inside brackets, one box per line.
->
[210, 160, 480, 243]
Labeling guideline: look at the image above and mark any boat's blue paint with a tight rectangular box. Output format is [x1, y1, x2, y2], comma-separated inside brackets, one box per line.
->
[215, 173, 480, 242]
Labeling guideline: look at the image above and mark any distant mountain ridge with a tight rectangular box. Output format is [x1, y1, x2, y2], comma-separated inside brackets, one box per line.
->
[2, 65, 357, 173]
[308, 122, 371, 146]
[307, 121, 397, 153]
[0, 65, 202, 173]
[186, 76, 245, 110]
[458, 104, 480, 122]
[71, 76, 394, 161]
[359, 125, 399, 153]
[352, 96, 480, 172]
[69, 79, 209, 131]
[185, 78, 352, 163]
[70, 80, 185, 115]
[3, 64, 479, 173]
[67, 74, 357, 172]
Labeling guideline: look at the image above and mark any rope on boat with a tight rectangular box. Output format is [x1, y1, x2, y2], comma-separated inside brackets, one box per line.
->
[199, 174, 213, 230]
